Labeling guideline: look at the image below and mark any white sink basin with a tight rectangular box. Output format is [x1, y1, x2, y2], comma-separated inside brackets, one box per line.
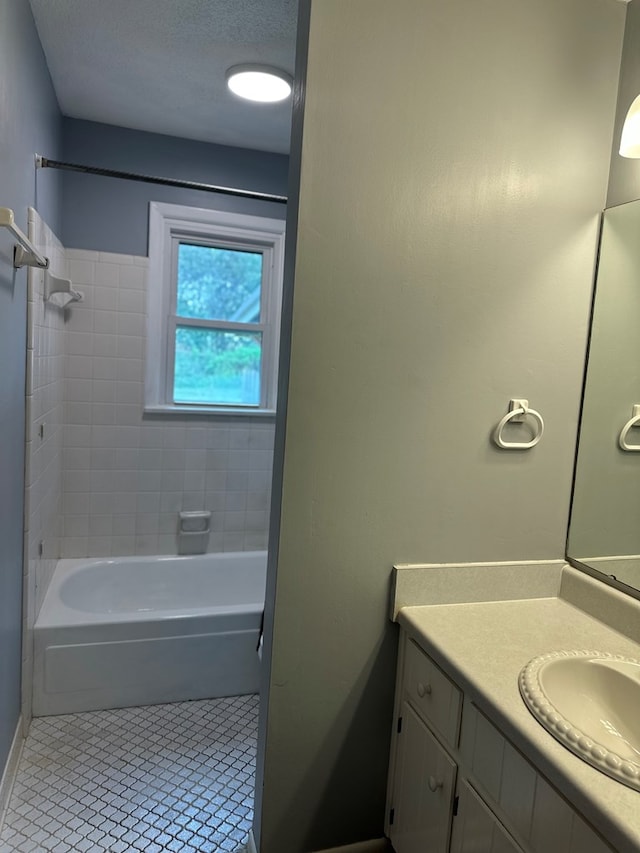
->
[519, 650, 640, 791]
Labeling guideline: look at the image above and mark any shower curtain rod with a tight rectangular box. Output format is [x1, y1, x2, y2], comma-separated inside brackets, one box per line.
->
[37, 157, 288, 205]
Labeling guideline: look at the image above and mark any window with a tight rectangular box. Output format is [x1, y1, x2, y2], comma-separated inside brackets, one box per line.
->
[146, 202, 285, 414]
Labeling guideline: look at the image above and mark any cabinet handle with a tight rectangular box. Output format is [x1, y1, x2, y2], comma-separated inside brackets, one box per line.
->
[428, 775, 443, 792]
[416, 682, 432, 697]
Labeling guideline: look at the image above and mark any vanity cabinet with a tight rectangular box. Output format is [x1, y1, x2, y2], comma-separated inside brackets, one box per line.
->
[389, 701, 457, 853]
[386, 631, 615, 853]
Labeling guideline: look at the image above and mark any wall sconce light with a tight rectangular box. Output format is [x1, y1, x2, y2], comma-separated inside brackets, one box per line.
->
[620, 94, 640, 158]
[226, 65, 292, 103]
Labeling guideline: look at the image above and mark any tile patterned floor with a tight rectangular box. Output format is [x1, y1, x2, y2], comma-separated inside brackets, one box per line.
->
[0, 695, 258, 853]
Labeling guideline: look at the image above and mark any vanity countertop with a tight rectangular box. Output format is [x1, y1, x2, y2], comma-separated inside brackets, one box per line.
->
[398, 595, 640, 853]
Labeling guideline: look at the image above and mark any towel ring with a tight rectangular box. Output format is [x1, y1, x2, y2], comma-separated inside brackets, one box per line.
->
[619, 405, 640, 452]
[493, 399, 544, 450]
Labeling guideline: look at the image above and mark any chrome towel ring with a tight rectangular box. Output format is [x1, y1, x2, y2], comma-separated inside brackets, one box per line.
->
[493, 399, 544, 450]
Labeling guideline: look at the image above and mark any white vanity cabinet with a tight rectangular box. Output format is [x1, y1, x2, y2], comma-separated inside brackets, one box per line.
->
[386, 630, 615, 853]
[387, 635, 464, 853]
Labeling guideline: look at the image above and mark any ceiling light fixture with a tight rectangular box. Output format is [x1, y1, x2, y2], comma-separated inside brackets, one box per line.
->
[226, 65, 292, 103]
[620, 94, 640, 158]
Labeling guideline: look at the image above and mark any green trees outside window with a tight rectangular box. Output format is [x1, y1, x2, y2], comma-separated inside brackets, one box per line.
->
[173, 244, 264, 405]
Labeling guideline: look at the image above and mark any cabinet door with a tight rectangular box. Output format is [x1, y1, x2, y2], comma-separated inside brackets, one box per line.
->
[451, 779, 525, 853]
[390, 701, 457, 853]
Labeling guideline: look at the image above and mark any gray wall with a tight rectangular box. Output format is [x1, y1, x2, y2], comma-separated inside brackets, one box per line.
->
[256, 1, 625, 850]
[0, 0, 61, 774]
[60, 119, 289, 255]
[607, 1, 640, 207]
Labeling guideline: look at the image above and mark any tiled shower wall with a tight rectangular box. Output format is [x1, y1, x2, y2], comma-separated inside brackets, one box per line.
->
[60, 248, 274, 559]
[23, 208, 67, 721]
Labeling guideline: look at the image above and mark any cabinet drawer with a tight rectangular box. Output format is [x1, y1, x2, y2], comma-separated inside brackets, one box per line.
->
[403, 638, 462, 747]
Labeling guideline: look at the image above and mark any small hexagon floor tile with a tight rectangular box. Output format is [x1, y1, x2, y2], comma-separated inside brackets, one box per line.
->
[0, 695, 258, 852]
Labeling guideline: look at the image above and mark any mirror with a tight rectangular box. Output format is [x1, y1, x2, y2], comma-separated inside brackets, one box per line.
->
[568, 197, 640, 598]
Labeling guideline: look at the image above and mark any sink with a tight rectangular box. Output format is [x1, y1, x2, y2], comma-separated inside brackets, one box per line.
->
[519, 650, 640, 791]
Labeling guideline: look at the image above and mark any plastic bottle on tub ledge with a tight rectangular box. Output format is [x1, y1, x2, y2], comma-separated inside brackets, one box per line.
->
[177, 511, 211, 555]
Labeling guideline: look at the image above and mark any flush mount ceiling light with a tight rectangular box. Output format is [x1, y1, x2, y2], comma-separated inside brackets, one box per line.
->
[226, 65, 292, 103]
[620, 94, 640, 158]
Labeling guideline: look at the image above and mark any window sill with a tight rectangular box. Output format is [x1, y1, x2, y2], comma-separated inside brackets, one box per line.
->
[143, 404, 276, 418]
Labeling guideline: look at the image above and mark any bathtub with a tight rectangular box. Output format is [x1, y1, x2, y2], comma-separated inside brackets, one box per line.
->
[33, 551, 266, 716]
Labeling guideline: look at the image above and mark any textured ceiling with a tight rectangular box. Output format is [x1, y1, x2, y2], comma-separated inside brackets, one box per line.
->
[28, 0, 297, 154]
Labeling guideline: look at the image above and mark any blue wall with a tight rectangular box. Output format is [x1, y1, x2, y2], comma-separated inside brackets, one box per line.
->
[60, 119, 289, 255]
[0, 0, 61, 772]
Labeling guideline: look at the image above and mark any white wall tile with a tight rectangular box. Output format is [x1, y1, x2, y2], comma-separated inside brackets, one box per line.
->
[115, 448, 140, 469]
[119, 264, 145, 289]
[229, 429, 252, 450]
[135, 534, 159, 555]
[163, 449, 186, 470]
[157, 534, 177, 554]
[90, 493, 115, 515]
[184, 470, 206, 492]
[92, 380, 116, 403]
[226, 471, 248, 492]
[206, 429, 230, 449]
[89, 515, 113, 536]
[225, 492, 246, 512]
[116, 359, 143, 381]
[94, 262, 120, 287]
[94, 286, 118, 311]
[62, 537, 89, 558]
[206, 472, 227, 493]
[139, 448, 163, 470]
[66, 248, 100, 262]
[223, 533, 245, 551]
[117, 313, 144, 337]
[116, 335, 144, 359]
[94, 310, 117, 335]
[65, 306, 93, 333]
[68, 259, 95, 284]
[116, 381, 142, 404]
[66, 355, 93, 379]
[160, 492, 183, 513]
[111, 536, 136, 557]
[182, 493, 205, 511]
[162, 470, 185, 492]
[91, 403, 116, 425]
[136, 493, 161, 514]
[140, 427, 164, 449]
[67, 331, 94, 356]
[100, 252, 134, 265]
[65, 516, 90, 537]
[58, 248, 275, 559]
[88, 535, 113, 557]
[93, 334, 118, 357]
[92, 358, 117, 381]
[117, 288, 144, 313]
[136, 514, 160, 535]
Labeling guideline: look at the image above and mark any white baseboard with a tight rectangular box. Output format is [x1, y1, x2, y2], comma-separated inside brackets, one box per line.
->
[246, 829, 389, 853]
[312, 840, 391, 853]
[0, 717, 24, 831]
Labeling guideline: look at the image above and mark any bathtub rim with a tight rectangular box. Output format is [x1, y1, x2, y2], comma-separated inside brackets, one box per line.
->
[36, 550, 267, 630]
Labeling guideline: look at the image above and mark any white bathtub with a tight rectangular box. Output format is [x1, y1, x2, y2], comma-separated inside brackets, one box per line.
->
[33, 551, 266, 716]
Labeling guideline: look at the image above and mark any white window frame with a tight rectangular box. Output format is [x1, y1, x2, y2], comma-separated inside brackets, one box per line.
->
[145, 202, 285, 416]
